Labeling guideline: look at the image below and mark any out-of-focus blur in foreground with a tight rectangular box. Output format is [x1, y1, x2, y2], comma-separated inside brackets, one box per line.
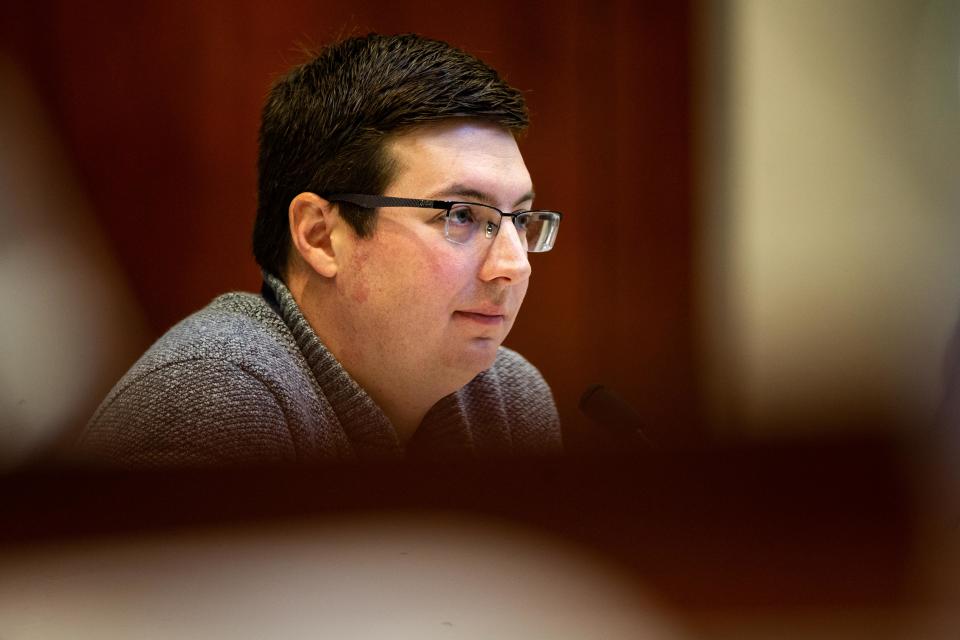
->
[697, 0, 960, 435]
[0, 57, 149, 468]
[2, 442, 960, 638]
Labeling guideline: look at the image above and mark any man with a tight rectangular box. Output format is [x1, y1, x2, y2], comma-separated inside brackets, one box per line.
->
[78, 34, 563, 467]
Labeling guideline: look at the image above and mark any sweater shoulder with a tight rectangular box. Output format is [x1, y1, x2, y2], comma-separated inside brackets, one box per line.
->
[81, 357, 295, 468]
[78, 292, 326, 467]
[140, 292, 297, 365]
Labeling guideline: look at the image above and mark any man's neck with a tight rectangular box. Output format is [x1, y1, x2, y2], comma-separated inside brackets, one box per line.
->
[347, 374, 434, 444]
[286, 268, 451, 444]
[330, 351, 446, 445]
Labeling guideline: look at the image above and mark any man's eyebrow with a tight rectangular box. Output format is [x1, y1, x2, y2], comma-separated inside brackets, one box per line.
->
[434, 183, 536, 209]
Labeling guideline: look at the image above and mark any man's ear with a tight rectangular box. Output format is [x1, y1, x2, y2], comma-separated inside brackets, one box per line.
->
[289, 192, 340, 278]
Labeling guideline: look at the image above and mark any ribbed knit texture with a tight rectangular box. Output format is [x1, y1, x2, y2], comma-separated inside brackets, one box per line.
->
[77, 274, 561, 468]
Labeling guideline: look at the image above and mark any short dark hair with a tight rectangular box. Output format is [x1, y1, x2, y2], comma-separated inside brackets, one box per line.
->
[253, 33, 530, 277]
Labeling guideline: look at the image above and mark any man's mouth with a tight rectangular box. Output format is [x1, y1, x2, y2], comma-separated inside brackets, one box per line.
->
[454, 310, 506, 326]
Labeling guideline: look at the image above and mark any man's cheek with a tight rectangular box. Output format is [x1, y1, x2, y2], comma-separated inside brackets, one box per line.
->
[348, 280, 370, 304]
[339, 246, 376, 304]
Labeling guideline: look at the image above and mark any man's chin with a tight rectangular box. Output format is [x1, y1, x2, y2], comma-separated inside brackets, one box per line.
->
[446, 338, 500, 380]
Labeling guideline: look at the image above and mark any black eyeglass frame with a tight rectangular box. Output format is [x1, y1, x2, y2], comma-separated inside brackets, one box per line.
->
[324, 193, 563, 253]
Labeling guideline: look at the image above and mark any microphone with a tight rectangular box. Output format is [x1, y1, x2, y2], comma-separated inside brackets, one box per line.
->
[579, 384, 657, 451]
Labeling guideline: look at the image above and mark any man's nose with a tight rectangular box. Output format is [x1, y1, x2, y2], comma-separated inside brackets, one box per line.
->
[478, 220, 532, 284]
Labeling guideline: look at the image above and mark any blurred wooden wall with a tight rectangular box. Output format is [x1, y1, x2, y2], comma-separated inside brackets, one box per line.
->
[1, 0, 699, 447]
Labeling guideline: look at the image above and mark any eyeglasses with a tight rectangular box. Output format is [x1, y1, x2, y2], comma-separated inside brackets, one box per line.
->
[325, 193, 562, 253]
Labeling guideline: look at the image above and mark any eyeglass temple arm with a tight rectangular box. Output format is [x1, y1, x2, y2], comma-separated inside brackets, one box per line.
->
[324, 193, 451, 210]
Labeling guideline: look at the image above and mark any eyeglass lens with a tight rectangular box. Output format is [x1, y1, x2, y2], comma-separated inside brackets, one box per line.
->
[445, 204, 559, 253]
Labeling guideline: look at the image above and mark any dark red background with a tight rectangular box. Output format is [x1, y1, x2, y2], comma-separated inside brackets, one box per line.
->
[1, 1, 699, 445]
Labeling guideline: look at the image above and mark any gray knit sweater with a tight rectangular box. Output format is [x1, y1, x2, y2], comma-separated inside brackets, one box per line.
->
[78, 273, 561, 468]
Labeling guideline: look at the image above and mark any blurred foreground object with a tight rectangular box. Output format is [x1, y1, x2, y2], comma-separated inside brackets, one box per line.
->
[0, 511, 684, 640]
[2, 436, 958, 638]
[697, 0, 960, 433]
[0, 57, 149, 468]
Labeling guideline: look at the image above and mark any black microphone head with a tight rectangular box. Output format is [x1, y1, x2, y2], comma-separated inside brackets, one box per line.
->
[578, 384, 606, 413]
[579, 384, 656, 450]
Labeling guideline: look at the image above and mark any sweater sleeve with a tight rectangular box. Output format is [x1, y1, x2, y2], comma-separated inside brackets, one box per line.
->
[78, 358, 297, 468]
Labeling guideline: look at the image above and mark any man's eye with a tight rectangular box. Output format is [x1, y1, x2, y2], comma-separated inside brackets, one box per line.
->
[448, 206, 476, 226]
[514, 212, 531, 230]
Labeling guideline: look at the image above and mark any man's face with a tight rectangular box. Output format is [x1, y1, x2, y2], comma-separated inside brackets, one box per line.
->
[328, 120, 533, 395]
